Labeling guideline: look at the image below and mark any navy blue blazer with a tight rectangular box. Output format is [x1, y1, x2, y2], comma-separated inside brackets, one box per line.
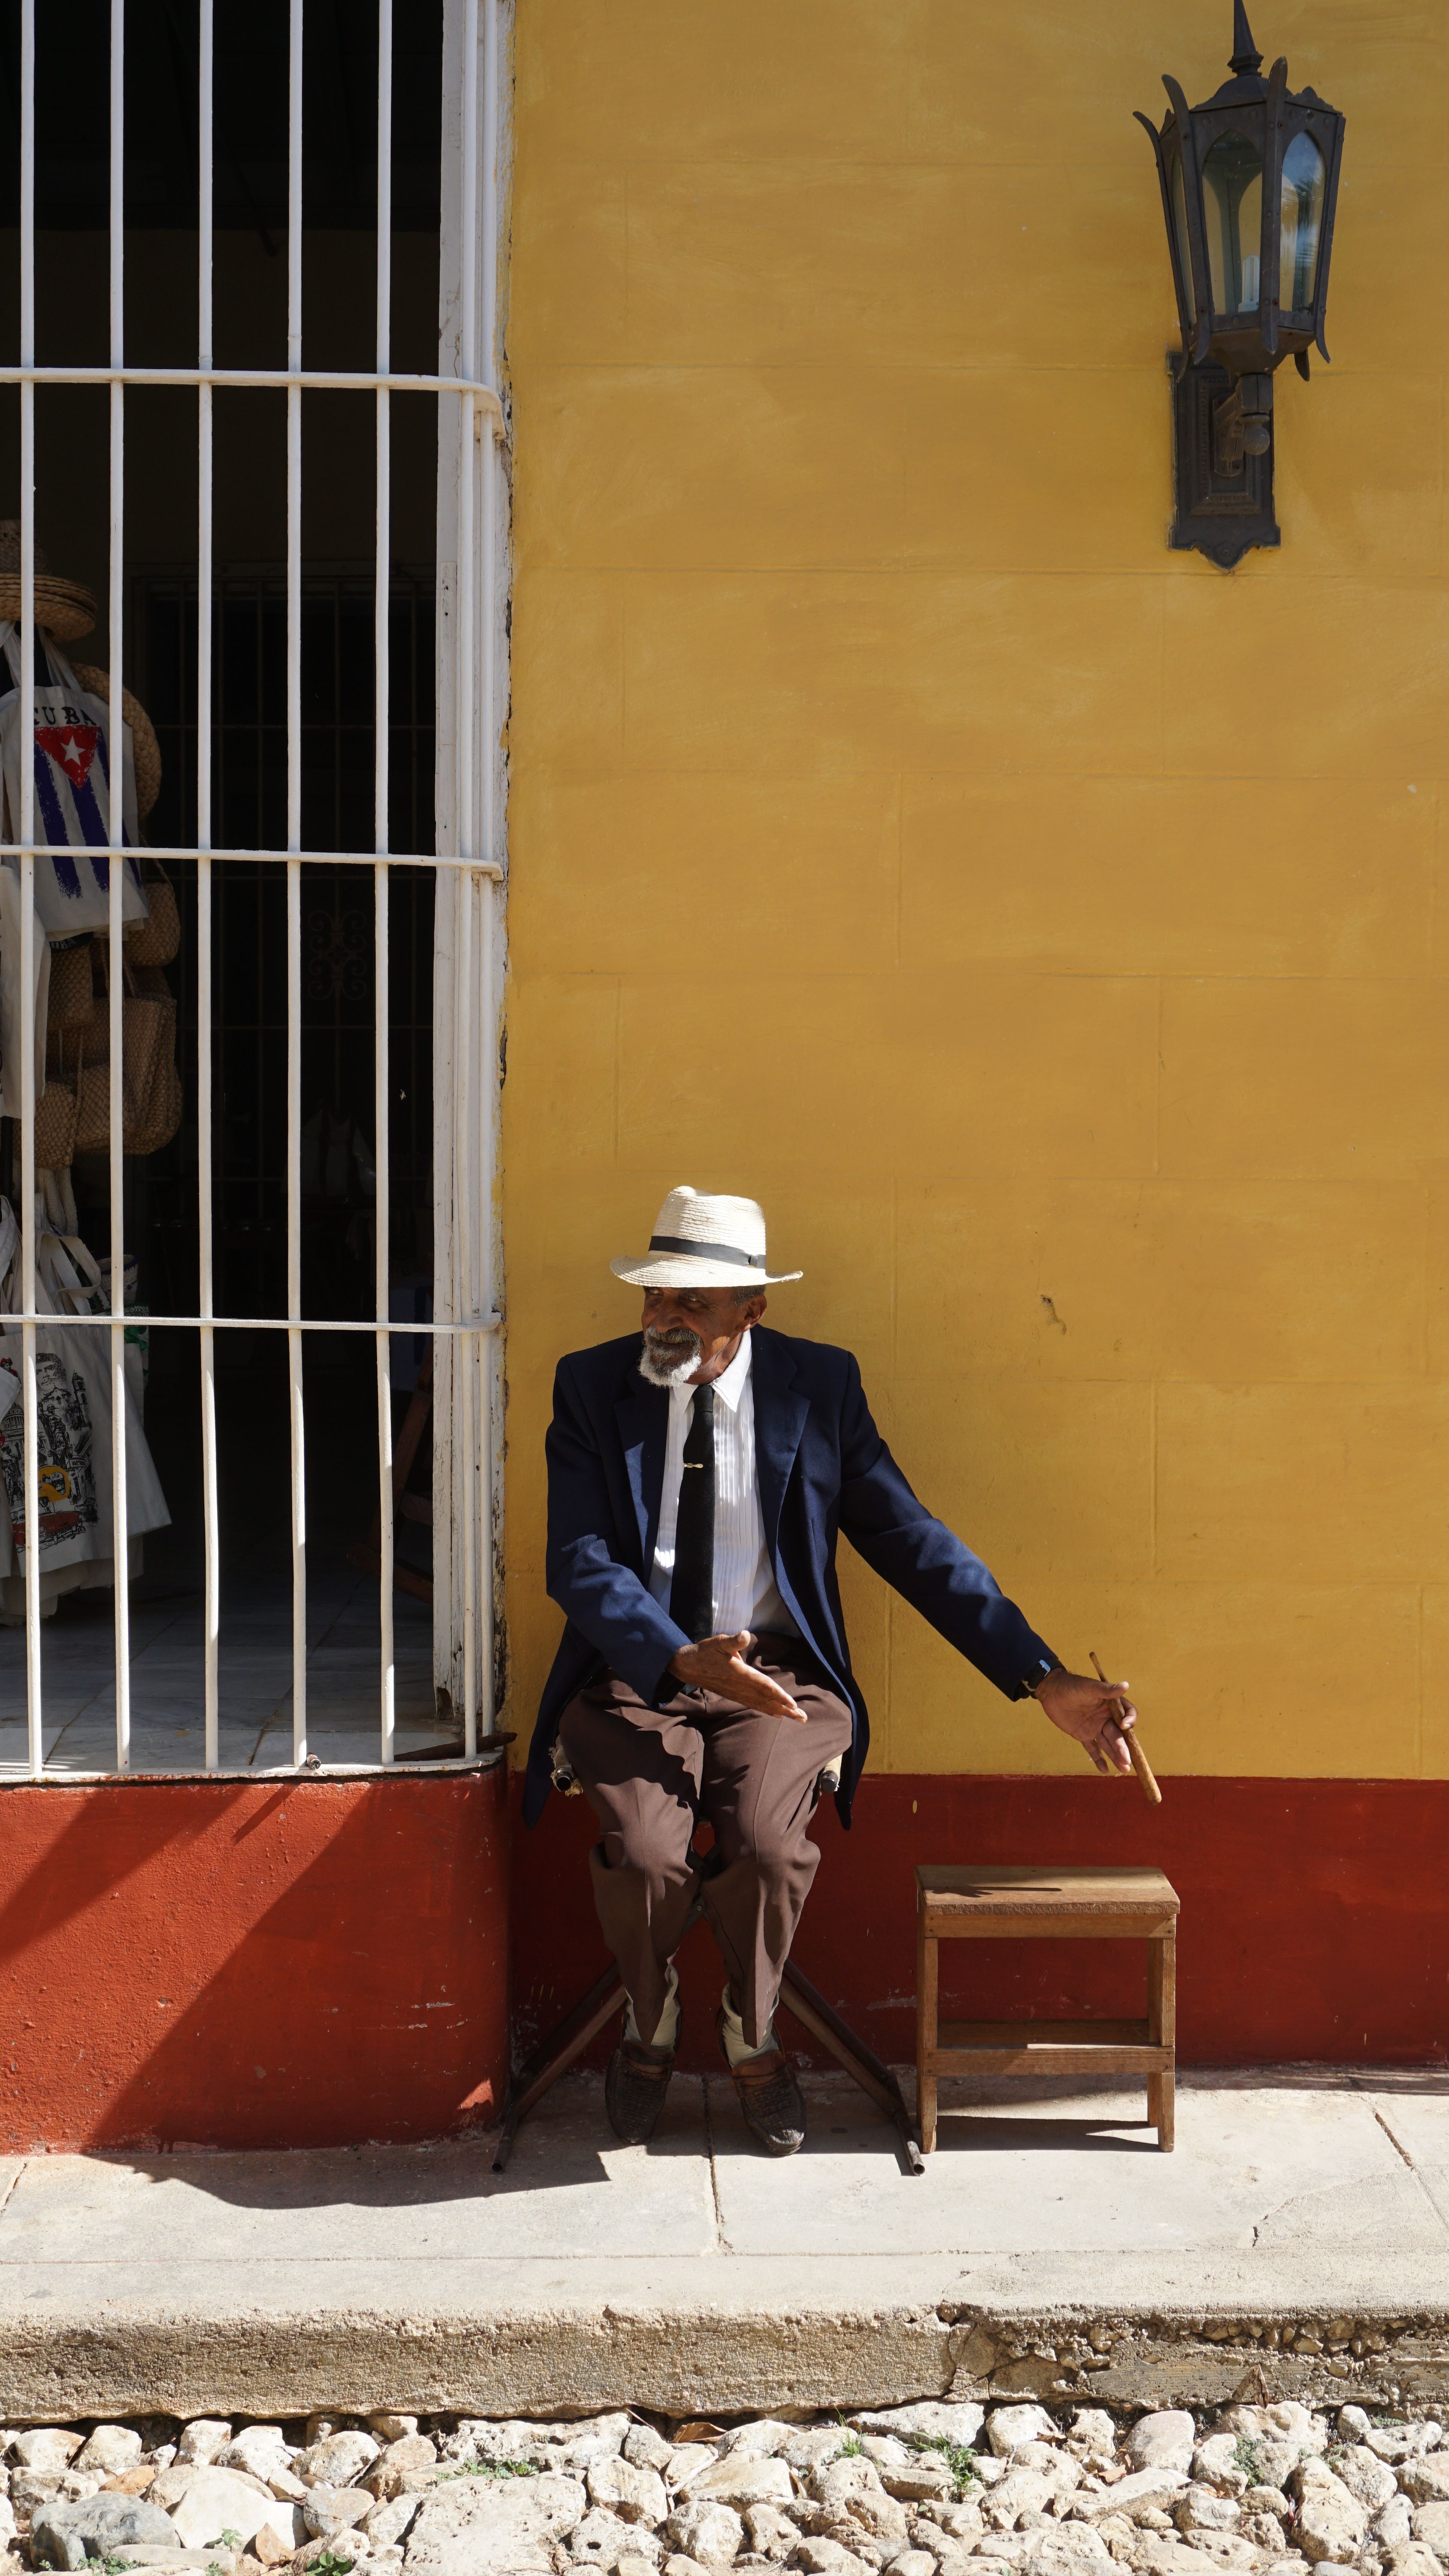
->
[524, 1325, 1059, 1829]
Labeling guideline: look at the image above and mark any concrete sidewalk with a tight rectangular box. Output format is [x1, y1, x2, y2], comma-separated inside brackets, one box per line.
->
[0, 2069, 1446, 2421]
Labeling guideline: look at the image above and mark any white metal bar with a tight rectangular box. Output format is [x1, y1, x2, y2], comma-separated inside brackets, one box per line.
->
[376, 0, 395, 1765]
[197, 0, 219, 1772]
[108, 0, 130, 1772]
[0, 843, 500, 872]
[18, 0, 39, 1777]
[457, 865, 476, 1762]
[287, 0, 306, 1769]
[483, 0, 498, 392]
[454, 0, 479, 1762]
[478, 863, 495, 1738]
[478, 0, 498, 1735]
[0, 367, 507, 407]
[0, 1312, 501, 1334]
[429, 1, 459, 1740]
[8, 1756, 507, 1783]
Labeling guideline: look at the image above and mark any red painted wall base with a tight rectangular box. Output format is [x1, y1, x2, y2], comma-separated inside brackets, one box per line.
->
[510, 1773, 1449, 2072]
[0, 1770, 509, 2152]
[5, 1764, 1434, 2157]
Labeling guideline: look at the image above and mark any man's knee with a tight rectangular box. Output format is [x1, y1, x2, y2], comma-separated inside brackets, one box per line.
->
[594, 1819, 692, 1890]
[718, 1815, 817, 1888]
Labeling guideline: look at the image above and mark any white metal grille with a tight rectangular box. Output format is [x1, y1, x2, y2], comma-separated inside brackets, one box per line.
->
[0, 0, 508, 1776]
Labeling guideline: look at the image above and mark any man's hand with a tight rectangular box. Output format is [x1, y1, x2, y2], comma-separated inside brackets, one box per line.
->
[670, 1631, 807, 1721]
[1035, 1669, 1137, 1775]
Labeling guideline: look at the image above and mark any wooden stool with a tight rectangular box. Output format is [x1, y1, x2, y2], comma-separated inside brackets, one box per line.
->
[915, 1865, 1179, 2154]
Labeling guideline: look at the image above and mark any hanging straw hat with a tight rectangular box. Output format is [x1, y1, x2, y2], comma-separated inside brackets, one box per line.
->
[610, 1185, 803, 1290]
[0, 520, 96, 642]
[67, 659, 162, 820]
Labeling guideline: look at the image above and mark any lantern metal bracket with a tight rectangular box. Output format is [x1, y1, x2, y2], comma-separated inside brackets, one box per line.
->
[1169, 353, 1280, 570]
[1213, 372, 1273, 474]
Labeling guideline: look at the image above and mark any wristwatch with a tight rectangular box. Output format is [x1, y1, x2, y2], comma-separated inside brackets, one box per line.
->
[1018, 1656, 1064, 1701]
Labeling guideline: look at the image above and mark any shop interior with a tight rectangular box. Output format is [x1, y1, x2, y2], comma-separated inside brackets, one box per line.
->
[0, 0, 452, 1768]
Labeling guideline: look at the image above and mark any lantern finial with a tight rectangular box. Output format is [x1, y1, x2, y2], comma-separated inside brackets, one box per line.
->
[1230, 3, 1264, 76]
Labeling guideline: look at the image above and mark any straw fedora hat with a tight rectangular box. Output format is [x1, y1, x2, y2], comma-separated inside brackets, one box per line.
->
[0, 520, 97, 642]
[611, 1186, 803, 1290]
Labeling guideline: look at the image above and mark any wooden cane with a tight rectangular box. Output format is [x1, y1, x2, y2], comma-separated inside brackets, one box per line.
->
[1090, 1650, 1162, 1806]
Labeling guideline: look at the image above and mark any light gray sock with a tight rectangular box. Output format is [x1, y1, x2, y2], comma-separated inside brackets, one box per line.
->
[623, 1962, 679, 2050]
[719, 1982, 776, 2066]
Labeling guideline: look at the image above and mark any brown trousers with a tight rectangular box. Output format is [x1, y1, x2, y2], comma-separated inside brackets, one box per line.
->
[557, 1635, 854, 2051]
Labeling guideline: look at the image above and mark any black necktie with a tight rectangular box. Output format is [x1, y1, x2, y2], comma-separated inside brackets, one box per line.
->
[669, 1385, 715, 1641]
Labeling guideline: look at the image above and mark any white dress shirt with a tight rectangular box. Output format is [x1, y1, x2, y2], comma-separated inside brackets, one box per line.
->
[649, 1332, 798, 1640]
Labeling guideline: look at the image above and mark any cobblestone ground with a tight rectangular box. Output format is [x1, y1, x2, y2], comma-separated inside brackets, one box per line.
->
[1, 2398, 1445, 2576]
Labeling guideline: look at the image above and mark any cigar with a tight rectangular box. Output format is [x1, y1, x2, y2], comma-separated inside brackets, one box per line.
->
[1090, 1650, 1161, 1806]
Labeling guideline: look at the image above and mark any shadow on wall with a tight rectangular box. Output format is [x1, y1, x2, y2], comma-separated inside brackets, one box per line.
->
[0, 1771, 510, 2153]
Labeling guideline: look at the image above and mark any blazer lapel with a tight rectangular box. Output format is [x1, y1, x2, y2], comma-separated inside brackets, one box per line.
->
[614, 1363, 669, 1573]
[750, 1327, 810, 1566]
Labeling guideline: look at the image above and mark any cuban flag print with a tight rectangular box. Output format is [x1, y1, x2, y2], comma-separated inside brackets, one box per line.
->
[35, 721, 99, 793]
[0, 627, 146, 934]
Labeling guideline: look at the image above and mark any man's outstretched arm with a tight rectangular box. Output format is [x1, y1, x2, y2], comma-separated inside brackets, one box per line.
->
[834, 1355, 1137, 1775]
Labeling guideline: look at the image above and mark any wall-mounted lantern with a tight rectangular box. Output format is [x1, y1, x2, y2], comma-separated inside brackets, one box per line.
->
[1136, 4, 1346, 567]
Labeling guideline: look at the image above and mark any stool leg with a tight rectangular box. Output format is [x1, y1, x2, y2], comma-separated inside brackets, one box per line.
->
[916, 1916, 938, 2154]
[1148, 1931, 1176, 2151]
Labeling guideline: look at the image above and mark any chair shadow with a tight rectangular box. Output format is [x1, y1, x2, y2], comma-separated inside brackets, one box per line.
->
[702, 2068, 1161, 2161]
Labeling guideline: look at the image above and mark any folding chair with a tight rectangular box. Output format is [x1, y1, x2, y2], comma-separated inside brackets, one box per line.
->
[492, 1867, 923, 2177]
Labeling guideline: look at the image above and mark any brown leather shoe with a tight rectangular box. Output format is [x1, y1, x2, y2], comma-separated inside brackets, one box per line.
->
[604, 2036, 676, 2145]
[718, 2009, 806, 2157]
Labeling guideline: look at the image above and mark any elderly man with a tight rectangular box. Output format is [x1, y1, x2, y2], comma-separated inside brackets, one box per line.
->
[524, 1186, 1137, 2158]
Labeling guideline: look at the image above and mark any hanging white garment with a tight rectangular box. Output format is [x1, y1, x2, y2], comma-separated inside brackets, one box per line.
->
[0, 627, 148, 934]
[0, 861, 49, 1118]
[0, 1197, 169, 1586]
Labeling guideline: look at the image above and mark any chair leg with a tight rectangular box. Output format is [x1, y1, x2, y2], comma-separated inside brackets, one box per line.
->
[778, 1958, 924, 2175]
[917, 1917, 938, 2154]
[491, 1964, 625, 2172]
[1146, 1937, 1162, 2138]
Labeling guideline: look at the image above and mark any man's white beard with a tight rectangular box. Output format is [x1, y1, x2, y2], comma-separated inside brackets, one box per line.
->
[639, 1326, 701, 1388]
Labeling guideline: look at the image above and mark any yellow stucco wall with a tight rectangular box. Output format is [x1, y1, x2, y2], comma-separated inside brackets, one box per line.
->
[501, 0, 1447, 1782]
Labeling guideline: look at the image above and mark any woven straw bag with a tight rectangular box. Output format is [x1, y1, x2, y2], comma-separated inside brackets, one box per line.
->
[34, 1073, 77, 1170]
[70, 984, 112, 1071]
[127, 861, 179, 967]
[121, 991, 177, 1149]
[78, 1018, 181, 1158]
[70, 956, 182, 1160]
[73, 1034, 108, 1157]
[73, 945, 168, 1066]
[46, 939, 93, 1035]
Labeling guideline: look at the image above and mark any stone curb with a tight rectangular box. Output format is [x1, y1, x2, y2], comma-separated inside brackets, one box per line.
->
[0, 2301, 1445, 2420]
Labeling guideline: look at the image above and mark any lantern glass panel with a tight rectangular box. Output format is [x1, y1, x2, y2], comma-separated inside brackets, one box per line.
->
[1203, 131, 1263, 314]
[1171, 154, 1192, 307]
[1279, 130, 1325, 311]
